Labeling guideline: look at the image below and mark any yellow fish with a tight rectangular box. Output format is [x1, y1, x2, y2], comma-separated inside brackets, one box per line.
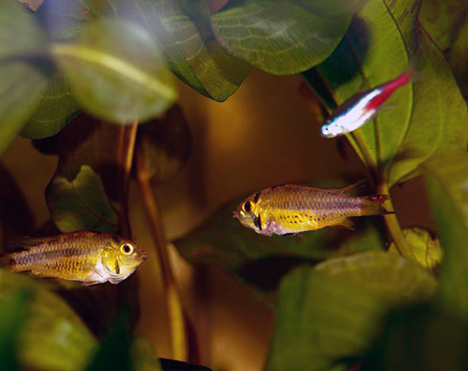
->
[0, 231, 147, 285]
[233, 182, 393, 236]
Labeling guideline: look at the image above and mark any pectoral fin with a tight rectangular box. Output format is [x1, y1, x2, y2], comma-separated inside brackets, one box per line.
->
[82, 281, 100, 286]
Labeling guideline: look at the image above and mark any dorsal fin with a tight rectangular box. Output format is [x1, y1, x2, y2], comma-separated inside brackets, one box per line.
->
[8, 235, 53, 250]
[333, 179, 368, 196]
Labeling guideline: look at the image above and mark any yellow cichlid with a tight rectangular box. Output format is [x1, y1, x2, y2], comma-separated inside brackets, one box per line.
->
[0, 231, 148, 285]
[233, 182, 393, 236]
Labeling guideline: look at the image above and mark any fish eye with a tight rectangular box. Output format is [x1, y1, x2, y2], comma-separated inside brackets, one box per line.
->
[120, 243, 133, 255]
[243, 201, 252, 213]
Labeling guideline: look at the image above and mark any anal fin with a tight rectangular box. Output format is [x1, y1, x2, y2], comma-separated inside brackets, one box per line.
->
[338, 218, 355, 230]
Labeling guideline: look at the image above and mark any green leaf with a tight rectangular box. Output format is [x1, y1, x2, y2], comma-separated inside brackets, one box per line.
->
[20, 74, 81, 139]
[85, 308, 133, 371]
[0, 290, 30, 371]
[388, 227, 443, 273]
[363, 304, 468, 371]
[0, 269, 98, 371]
[419, 0, 468, 51]
[448, 14, 468, 99]
[265, 251, 437, 371]
[38, 0, 251, 101]
[144, 0, 251, 101]
[315, 0, 468, 187]
[294, 0, 367, 17]
[46, 164, 118, 233]
[211, 0, 357, 75]
[0, 0, 50, 154]
[423, 154, 468, 318]
[136, 105, 191, 184]
[131, 338, 163, 371]
[52, 18, 177, 123]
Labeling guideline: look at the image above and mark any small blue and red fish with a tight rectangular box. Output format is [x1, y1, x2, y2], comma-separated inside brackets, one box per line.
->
[320, 70, 414, 138]
[234, 182, 393, 236]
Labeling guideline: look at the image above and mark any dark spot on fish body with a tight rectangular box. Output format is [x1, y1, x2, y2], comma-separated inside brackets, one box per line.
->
[253, 192, 261, 203]
[114, 259, 120, 274]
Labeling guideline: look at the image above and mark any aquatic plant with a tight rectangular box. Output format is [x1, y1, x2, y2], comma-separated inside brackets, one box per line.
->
[0, 0, 467, 370]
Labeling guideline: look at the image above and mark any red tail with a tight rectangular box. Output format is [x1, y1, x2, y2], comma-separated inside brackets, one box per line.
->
[361, 194, 395, 215]
[366, 194, 389, 204]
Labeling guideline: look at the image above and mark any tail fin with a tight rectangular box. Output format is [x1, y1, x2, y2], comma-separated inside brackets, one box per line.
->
[361, 194, 395, 216]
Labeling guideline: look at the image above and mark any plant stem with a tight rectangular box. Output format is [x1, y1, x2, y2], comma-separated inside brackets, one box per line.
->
[135, 144, 190, 362]
[378, 181, 416, 261]
[118, 122, 138, 239]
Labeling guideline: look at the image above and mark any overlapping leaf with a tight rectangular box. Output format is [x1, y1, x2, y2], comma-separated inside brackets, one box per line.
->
[419, 0, 468, 51]
[363, 304, 468, 371]
[37, 0, 251, 102]
[0, 270, 97, 371]
[448, 15, 468, 98]
[423, 154, 468, 318]
[21, 74, 81, 139]
[388, 227, 442, 273]
[136, 105, 191, 184]
[0, 291, 30, 371]
[314, 0, 468, 187]
[47, 165, 118, 233]
[265, 251, 437, 371]
[52, 19, 176, 123]
[0, 1, 50, 153]
[211, 0, 364, 75]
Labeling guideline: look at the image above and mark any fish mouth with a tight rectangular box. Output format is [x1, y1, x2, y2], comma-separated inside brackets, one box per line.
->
[141, 252, 149, 261]
[232, 211, 239, 220]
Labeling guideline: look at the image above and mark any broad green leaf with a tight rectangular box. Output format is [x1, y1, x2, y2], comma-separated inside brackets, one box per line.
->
[0, 269, 98, 371]
[0, 1, 50, 154]
[265, 251, 437, 371]
[423, 154, 468, 318]
[419, 0, 468, 51]
[211, 0, 357, 75]
[131, 338, 163, 371]
[86, 308, 132, 371]
[34, 1, 94, 40]
[448, 15, 468, 98]
[20, 74, 81, 139]
[388, 227, 443, 273]
[315, 0, 468, 187]
[86, 311, 165, 371]
[136, 105, 191, 184]
[295, 0, 367, 17]
[46, 165, 118, 233]
[0, 291, 30, 371]
[52, 19, 176, 123]
[38, 0, 251, 101]
[363, 304, 468, 371]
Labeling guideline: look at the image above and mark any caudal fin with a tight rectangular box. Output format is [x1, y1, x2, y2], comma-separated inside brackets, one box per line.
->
[361, 194, 395, 216]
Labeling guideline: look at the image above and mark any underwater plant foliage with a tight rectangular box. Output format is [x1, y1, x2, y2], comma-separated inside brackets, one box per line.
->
[0, 0, 468, 370]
